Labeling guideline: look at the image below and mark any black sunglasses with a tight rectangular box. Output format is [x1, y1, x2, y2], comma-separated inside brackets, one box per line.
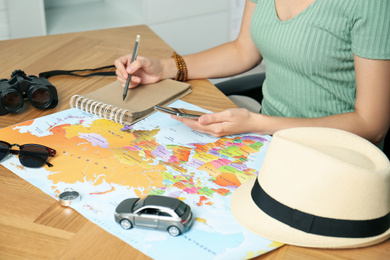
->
[0, 141, 56, 168]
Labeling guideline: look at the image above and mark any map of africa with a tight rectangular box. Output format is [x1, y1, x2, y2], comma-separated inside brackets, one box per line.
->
[0, 100, 282, 259]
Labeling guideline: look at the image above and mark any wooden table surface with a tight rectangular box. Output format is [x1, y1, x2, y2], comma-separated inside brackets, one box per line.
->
[0, 25, 388, 260]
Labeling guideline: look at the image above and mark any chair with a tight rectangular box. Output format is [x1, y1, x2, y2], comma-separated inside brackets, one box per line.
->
[384, 135, 389, 159]
[214, 73, 265, 105]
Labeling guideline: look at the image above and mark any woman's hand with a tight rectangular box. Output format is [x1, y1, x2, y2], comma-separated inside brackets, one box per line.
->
[114, 54, 168, 88]
[172, 108, 261, 137]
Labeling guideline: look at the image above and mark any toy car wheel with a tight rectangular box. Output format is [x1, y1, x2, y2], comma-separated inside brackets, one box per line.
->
[120, 219, 133, 230]
[167, 226, 181, 237]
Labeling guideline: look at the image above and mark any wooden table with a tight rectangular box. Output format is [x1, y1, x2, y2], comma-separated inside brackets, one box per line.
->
[0, 25, 388, 260]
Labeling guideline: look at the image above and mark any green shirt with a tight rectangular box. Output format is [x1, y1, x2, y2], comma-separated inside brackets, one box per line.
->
[250, 0, 390, 118]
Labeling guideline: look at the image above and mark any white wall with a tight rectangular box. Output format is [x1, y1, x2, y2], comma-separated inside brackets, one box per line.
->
[8, 0, 47, 38]
[1, 1, 246, 47]
[0, 0, 10, 40]
[230, 0, 245, 40]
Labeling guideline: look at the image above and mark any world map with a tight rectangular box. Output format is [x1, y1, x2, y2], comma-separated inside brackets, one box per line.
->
[0, 100, 282, 259]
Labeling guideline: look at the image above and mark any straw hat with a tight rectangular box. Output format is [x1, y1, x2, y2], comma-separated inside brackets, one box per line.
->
[231, 127, 390, 248]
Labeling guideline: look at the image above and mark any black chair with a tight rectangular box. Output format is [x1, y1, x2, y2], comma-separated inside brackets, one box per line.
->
[384, 135, 389, 159]
[214, 73, 265, 105]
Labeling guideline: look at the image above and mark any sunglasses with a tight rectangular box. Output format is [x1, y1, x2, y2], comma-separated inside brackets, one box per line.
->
[0, 141, 56, 168]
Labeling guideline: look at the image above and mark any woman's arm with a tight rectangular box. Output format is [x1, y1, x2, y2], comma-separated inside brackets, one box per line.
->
[115, 0, 261, 87]
[175, 56, 390, 145]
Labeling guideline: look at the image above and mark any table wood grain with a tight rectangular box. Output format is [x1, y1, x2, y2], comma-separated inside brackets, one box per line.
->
[0, 25, 388, 260]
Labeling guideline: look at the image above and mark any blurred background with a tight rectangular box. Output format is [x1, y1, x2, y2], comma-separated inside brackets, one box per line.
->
[0, 0, 265, 83]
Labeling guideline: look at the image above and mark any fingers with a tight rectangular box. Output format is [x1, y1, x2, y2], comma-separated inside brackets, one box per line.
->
[127, 58, 148, 74]
[198, 111, 229, 125]
[114, 54, 144, 77]
[116, 75, 141, 88]
[172, 108, 254, 137]
[114, 55, 131, 79]
[115, 66, 141, 88]
[115, 54, 147, 88]
[172, 115, 226, 137]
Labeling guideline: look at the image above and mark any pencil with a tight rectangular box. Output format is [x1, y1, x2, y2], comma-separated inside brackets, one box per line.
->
[123, 35, 141, 101]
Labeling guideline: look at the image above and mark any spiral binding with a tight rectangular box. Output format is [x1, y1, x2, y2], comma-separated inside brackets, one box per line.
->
[69, 95, 133, 125]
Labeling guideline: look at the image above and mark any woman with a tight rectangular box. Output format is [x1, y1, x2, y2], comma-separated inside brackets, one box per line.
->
[115, 0, 390, 147]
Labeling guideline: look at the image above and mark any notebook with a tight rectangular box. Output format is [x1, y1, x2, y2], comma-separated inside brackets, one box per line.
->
[69, 79, 191, 125]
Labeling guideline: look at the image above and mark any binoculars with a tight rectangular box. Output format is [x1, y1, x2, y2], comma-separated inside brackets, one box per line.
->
[0, 70, 58, 116]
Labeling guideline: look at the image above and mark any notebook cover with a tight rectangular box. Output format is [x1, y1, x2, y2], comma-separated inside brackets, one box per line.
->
[83, 79, 191, 113]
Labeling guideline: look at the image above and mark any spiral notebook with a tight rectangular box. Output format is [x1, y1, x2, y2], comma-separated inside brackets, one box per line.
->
[70, 79, 191, 125]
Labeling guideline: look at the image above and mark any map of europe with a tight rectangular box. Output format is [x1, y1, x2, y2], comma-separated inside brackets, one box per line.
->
[0, 100, 281, 259]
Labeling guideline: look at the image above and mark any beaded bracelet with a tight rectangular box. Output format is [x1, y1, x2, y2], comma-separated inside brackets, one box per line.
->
[172, 51, 188, 82]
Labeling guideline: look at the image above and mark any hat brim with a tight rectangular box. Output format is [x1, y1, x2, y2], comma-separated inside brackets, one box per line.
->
[230, 178, 390, 248]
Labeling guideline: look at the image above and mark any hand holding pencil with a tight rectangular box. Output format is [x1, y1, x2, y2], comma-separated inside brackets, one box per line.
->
[114, 35, 170, 93]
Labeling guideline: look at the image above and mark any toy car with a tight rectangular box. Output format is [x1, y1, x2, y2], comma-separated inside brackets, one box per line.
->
[114, 195, 193, 236]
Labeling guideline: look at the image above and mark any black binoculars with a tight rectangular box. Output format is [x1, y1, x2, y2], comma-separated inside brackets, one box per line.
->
[0, 70, 58, 116]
